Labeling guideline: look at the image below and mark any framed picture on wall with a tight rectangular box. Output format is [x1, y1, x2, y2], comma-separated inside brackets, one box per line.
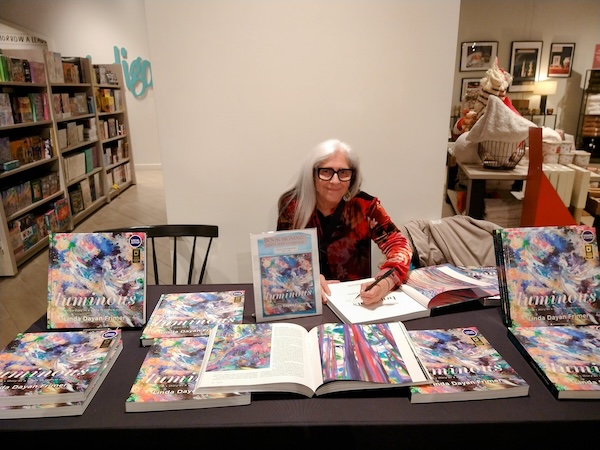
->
[509, 41, 543, 92]
[548, 43, 575, 78]
[460, 78, 481, 100]
[460, 41, 498, 72]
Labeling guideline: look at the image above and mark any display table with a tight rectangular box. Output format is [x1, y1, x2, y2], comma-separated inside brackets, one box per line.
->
[1, 283, 599, 446]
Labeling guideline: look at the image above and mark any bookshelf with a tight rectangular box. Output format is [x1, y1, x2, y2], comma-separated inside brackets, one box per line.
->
[0, 50, 136, 276]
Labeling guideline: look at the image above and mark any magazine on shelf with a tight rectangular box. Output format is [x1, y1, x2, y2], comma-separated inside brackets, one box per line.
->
[47, 232, 147, 329]
[193, 321, 431, 398]
[126, 336, 251, 412]
[250, 228, 322, 322]
[0, 329, 122, 409]
[494, 224, 600, 400]
[408, 326, 529, 403]
[326, 263, 499, 325]
[140, 290, 246, 346]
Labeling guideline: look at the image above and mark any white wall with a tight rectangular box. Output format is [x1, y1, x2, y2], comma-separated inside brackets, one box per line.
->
[143, 0, 460, 283]
[453, 0, 600, 136]
[0, 0, 162, 170]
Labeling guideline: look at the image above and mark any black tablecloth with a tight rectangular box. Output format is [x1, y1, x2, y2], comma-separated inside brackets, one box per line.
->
[1, 283, 599, 446]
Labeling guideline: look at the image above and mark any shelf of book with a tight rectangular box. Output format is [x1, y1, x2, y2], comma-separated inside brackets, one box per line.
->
[0, 50, 137, 276]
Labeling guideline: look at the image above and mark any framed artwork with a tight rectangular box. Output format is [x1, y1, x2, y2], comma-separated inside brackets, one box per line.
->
[509, 41, 543, 92]
[460, 41, 498, 72]
[460, 78, 481, 100]
[548, 43, 575, 78]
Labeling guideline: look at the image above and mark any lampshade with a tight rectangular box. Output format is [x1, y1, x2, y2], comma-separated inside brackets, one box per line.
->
[533, 80, 558, 96]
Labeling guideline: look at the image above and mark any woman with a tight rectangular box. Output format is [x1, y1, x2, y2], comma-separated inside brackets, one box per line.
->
[277, 139, 413, 306]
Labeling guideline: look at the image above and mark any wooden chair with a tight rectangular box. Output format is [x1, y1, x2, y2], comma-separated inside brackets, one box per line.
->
[95, 224, 219, 285]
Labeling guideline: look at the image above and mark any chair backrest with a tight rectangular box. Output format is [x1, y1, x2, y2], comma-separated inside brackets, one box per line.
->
[95, 224, 219, 285]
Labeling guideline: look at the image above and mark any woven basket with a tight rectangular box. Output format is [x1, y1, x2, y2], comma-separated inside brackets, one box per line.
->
[477, 140, 525, 170]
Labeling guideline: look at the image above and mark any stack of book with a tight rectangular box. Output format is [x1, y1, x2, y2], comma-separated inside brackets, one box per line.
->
[495, 224, 600, 399]
[0, 329, 122, 419]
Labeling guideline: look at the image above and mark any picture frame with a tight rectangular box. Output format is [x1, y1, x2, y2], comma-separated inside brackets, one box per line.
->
[509, 41, 543, 92]
[460, 41, 498, 72]
[548, 43, 575, 78]
[460, 78, 481, 101]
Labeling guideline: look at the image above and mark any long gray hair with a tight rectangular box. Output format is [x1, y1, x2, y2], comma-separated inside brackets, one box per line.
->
[281, 139, 363, 229]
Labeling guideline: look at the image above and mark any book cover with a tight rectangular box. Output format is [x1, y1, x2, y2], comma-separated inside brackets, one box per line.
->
[494, 225, 600, 328]
[0, 329, 121, 407]
[47, 232, 147, 329]
[0, 93, 14, 126]
[193, 321, 432, 398]
[250, 228, 322, 322]
[509, 325, 600, 399]
[326, 263, 498, 325]
[126, 336, 250, 412]
[140, 290, 245, 346]
[408, 327, 529, 403]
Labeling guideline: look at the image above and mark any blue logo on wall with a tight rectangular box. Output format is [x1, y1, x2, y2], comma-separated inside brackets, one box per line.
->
[114, 45, 153, 98]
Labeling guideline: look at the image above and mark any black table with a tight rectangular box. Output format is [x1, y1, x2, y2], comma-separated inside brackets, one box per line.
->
[1, 283, 599, 446]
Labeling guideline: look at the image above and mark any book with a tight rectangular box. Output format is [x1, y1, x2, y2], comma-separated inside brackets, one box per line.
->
[454, 265, 501, 306]
[125, 336, 251, 412]
[494, 225, 600, 328]
[140, 290, 246, 346]
[508, 325, 600, 400]
[193, 321, 432, 398]
[408, 326, 529, 403]
[326, 263, 499, 325]
[0, 93, 14, 127]
[47, 232, 147, 329]
[0, 329, 122, 407]
[250, 228, 322, 322]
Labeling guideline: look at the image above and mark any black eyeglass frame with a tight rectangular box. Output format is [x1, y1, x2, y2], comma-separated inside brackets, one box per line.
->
[315, 167, 355, 182]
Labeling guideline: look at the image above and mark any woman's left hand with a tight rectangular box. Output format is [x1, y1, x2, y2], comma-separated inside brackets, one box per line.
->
[357, 278, 392, 306]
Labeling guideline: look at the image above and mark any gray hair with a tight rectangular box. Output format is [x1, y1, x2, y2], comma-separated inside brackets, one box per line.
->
[283, 139, 363, 229]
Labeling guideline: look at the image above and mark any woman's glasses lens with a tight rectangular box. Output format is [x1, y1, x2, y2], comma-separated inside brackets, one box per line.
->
[317, 168, 354, 181]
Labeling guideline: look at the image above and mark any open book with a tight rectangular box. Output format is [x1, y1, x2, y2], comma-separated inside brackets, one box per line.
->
[326, 263, 499, 325]
[193, 322, 431, 398]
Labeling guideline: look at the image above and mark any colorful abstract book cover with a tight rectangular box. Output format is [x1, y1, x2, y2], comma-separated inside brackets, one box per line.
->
[140, 290, 245, 346]
[250, 228, 322, 322]
[495, 225, 600, 328]
[0, 329, 121, 406]
[126, 336, 250, 412]
[408, 327, 529, 403]
[509, 325, 600, 399]
[47, 232, 147, 329]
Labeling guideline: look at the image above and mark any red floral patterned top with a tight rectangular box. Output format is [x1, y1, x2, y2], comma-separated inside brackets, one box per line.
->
[277, 190, 413, 285]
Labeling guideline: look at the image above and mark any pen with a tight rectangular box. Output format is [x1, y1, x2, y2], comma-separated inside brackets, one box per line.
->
[364, 268, 395, 292]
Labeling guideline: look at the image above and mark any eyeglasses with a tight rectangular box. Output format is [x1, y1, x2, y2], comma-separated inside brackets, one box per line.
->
[315, 167, 355, 182]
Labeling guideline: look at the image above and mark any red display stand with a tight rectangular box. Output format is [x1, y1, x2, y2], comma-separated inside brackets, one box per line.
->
[520, 127, 577, 227]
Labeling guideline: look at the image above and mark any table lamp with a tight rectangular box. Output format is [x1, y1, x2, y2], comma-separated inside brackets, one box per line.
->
[533, 80, 557, 114]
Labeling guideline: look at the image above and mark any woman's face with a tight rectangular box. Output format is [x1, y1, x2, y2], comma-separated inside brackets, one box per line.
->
[314, 150, 352, 211]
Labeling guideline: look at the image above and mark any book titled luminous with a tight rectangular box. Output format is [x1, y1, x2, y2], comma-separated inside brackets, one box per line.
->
[140, 290, 245, 346]
[494, 225, 600, 328]
[47, 232, 147, 329]
[509, 325, 600, 399]
[250, 228, 322, 322]
[126, 336, 250, 412]
[408, 327, 529, 403]
[0, 329, 122, 407]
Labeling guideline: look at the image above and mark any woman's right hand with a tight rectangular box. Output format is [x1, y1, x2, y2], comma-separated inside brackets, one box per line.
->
[320, 274, 339, 304]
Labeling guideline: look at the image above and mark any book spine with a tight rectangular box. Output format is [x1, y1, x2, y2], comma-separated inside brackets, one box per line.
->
[507, 329, 560, 399]
[493, 229, 511, 327]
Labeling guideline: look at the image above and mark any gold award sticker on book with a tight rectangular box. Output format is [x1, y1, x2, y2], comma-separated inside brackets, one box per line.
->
[129, 234, 144, 263]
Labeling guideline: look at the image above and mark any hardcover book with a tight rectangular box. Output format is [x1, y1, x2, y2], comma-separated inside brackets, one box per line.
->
[193, 321, 432, 398]
[140, 290, 245, 346]
[0, 329, 122, 407]
[508, 325, 600, 400]
[494, 225, 600, 328]
[47, 232, 147, 329]
[126, 336, 251, 412]
[408, 326, 529, 403]
[326, 263, 499, 325]
[250, 228, 322, 322]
